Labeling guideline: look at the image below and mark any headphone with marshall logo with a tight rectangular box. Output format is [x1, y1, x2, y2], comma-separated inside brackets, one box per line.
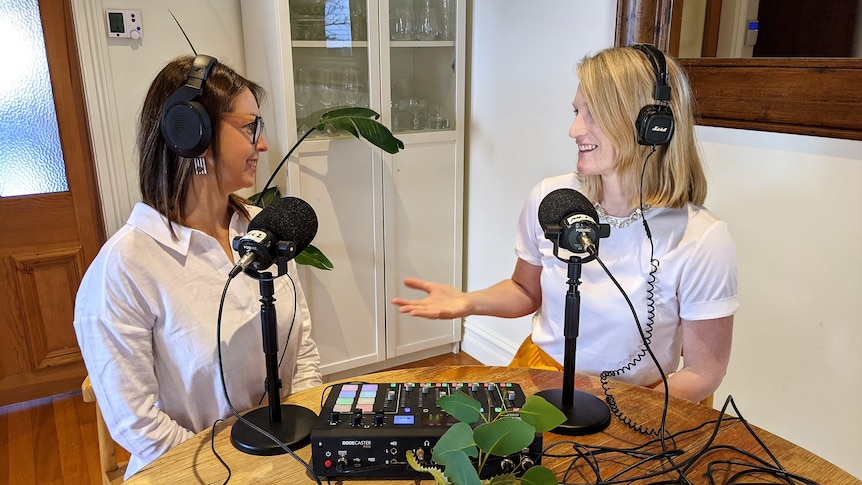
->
[632, 44, 674, 146]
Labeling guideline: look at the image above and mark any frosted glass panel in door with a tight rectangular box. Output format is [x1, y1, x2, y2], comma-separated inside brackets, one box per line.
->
[0, 0, 68, 197]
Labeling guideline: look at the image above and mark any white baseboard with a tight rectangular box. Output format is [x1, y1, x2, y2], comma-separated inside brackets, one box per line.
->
[460, 317, 526, 366]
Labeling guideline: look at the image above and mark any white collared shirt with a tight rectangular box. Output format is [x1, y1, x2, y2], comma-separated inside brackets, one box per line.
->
[74, 202, 322, 478]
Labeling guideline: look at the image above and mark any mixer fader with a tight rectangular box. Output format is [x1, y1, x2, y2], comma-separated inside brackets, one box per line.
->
[310, 380, 543, 478]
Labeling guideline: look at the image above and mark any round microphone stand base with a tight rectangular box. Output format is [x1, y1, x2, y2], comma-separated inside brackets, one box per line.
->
[230, 404, 317, 455]
[535, 388, 611, 435]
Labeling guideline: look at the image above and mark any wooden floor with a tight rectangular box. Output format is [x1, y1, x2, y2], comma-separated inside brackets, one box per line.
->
[0, 351, 481, 485]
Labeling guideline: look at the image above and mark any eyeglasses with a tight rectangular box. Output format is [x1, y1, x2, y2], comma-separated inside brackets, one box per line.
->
[222, 112, 265, 145]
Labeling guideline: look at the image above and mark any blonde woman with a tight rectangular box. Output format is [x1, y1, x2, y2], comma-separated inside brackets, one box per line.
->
[393, 45, 736, 404]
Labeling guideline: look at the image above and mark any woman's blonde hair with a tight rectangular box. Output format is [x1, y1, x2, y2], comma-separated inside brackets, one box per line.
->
[576, 46, 707, 208]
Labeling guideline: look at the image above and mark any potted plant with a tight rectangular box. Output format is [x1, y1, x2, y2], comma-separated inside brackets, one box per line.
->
[405, 390, 566, 485]
[249, 107, 404, 270]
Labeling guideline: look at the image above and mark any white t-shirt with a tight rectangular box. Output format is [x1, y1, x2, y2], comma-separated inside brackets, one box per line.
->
[515, 173, 738, 386]
[74, 202, 322, 478]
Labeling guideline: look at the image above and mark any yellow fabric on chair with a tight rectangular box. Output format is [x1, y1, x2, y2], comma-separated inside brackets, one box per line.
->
[509, 335, 714, 407]
[508, 335, 563, 371]
[81, 375, 127, 485]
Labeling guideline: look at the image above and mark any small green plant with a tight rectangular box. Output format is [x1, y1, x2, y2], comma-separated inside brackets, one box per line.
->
[250, 107, 404, 270]
[406, 391, 566, 485]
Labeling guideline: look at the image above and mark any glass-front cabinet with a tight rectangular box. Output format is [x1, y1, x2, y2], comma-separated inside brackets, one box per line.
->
[241, 0, 465, 377]
[285, 0, 458, 136]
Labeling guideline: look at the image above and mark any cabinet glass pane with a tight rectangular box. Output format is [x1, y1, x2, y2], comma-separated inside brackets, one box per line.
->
[389, 0, 457, 134]
[290, 0, 370, 136]
[0, 0, 68, 197]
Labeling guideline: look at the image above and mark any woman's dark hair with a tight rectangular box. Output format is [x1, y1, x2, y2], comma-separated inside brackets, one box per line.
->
[137, 55, 266, 237]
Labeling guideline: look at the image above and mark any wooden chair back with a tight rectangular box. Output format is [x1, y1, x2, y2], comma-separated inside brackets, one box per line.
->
[81, 375, 128, 485]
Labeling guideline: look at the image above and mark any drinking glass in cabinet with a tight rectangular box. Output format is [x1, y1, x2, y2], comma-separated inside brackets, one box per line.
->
[349, 0, 367, 41]
[416, 0, 440, 41]
[390, 0, 414, 40]
[341, 68, 361, 107]
[438, 0, 455, 41]
[294, 67, 314, 117]
[290, 0, 325, 40]
[317, 68, 339, 110]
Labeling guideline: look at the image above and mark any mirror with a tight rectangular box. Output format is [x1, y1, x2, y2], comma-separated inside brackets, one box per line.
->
[674, 0, 862, 59]
[616, 0, 862, 141]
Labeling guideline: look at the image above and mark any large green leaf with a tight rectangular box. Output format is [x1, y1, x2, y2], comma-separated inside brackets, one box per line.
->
[247, 185, 281, 208]
[438, 391, 483, 424]
[517, 395, 567, 433]
[484, 474, 518, 485]
[431, 422, 477, 466]
[316, 107, 404, 154]
[442, 451, 483, 485]
[293, 244, 333, 270]
[473, 418, 536, 457]
[519, 465, 559, 485]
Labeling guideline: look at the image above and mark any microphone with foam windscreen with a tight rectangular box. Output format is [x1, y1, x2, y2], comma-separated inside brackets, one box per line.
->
[538, 188, 609, 256]
[535, 187, 614, 435]
[229, 196, 318, 278]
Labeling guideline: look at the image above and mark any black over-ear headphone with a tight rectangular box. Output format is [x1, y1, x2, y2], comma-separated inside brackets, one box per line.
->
[633, 44, 674, 146]
[160, 55, 218, 157]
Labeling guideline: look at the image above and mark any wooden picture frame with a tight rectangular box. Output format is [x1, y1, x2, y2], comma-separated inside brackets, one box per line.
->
[616, 0, 862, 141]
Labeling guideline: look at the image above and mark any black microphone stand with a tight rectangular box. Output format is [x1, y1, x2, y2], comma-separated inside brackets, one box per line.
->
[231, 241, 317, 455]
[536, 228, 612, 435]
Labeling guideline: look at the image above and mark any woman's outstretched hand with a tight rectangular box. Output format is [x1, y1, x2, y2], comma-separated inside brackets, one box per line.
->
[391, 277, 473, 320]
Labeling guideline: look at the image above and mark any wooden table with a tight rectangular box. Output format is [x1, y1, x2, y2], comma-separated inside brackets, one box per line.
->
[125, 366, 859, 484]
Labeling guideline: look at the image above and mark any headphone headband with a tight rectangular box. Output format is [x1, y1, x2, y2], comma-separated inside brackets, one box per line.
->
[633, 44, 671, 103]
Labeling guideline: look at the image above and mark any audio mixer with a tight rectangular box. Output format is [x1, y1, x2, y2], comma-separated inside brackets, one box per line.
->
[310, 381, 542, 478]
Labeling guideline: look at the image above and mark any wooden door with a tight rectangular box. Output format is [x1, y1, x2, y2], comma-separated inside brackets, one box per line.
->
[753, 0, 859, 57]
[0, 0, 105, 406]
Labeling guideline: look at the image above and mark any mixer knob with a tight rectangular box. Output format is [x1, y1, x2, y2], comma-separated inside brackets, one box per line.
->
[373, 410, 385, 427]
[351, 410, 363, 426]
[329, 412, 340, 424]
[500, 458, 514, 473]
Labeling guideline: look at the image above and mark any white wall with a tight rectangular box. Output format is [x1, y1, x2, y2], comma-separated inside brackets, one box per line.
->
[462, 0, 617, 362]
[700, 126, 862, 479]
[464, 1, 862, 480]
[72, 0, 247, 236]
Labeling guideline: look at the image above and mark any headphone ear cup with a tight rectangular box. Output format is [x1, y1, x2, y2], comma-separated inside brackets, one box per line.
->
[160, 55, 217, 158]
[632, 44, 674, 146]
[161, 96, 212, 158]
[636, 104, 674, 146]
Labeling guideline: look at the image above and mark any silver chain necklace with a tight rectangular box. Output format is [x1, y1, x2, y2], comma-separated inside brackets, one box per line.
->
[594, 203, 650, 229]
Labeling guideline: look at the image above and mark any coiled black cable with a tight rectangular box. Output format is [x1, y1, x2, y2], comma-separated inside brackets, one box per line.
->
[596, 146, 668, 438]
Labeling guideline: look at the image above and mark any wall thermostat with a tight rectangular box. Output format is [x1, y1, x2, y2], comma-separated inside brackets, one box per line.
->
[106, 10, 143, 39]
